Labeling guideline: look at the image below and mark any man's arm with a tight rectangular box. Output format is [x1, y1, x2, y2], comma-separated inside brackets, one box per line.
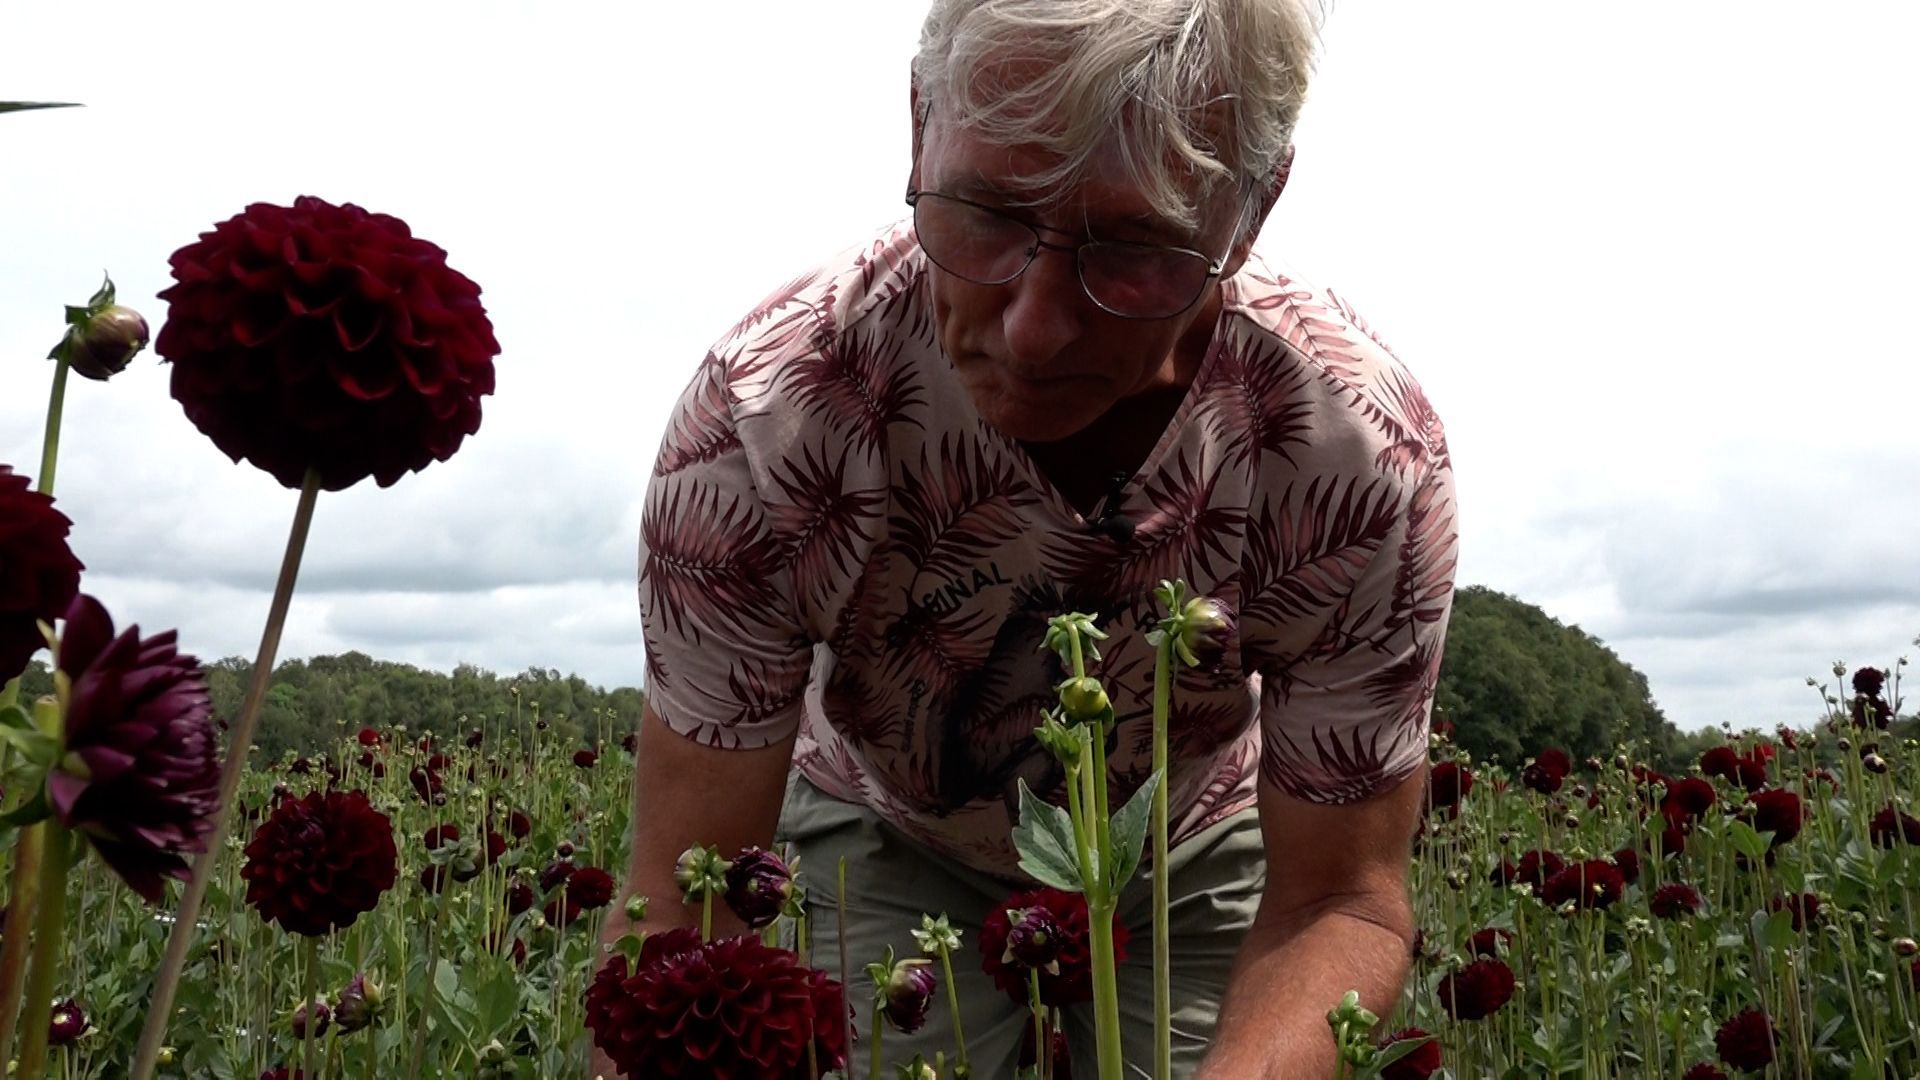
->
[589, 703, 797, 1078]
[1196, 764, 1426, 1080]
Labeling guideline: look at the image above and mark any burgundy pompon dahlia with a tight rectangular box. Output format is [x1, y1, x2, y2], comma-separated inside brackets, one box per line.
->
[1749, 788, 1804, 847]
[48, 998, 88, 1046]
[1427, 762, 1473, 816]
[877, 956, 938, 1034]
[1520, 748, 1571, 795]
[0, 465, 84, 676]
[1466, 927, 1512, 959]
[1437, 958, 1515, 1021]
[1651, 883, 1704, 920]
[1715, 1008, 1777, 1071]
[1870, 804, 1920, 848]
[722, 847, 798, 930]
[47, 594, 221, 904]
[155, 195, 500, 491]
[1378, 1027, 1442, 1080]
[242, 789, 397, 936]
[980, 886, 1128, 1007]
[1682, 1064, 1729, 1080]
[585, 927, 846, 1079]
[1541, 859, 1625, 911]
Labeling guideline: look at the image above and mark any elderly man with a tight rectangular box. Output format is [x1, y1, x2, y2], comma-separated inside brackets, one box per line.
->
[601, 0, 1457, 1076]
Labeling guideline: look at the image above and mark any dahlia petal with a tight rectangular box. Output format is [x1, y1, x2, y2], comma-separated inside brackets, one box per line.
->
[55, 594, 116, 675]
[46, 771, 88, 823]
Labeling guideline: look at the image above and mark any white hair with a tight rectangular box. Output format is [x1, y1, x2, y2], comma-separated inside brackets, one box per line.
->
[912, 0, 1325, 231]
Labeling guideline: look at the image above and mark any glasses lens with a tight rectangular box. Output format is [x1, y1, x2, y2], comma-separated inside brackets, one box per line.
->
[1080, 243, 1212, 319]
[912, 195, 1035, 285]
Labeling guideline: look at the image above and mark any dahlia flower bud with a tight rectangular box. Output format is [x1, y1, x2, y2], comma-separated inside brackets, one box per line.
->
[875, 956, 938, 1034]
[1865, 753, 1890, 775]
[1033, 709, 1084, 767]
[1056, 676, 1110, 722]
[1895, 937, 1920, 959]
[897, 1057, 939, 1080]
[1001, 906, 1063, 974]
[1173, 595, 1235, 671]
[723, 846, 798, 928]
[331, 972, 383, 1034]
[48, 998, 88, 1046]
[913, 912, 963, 955]
[47, 276, 146, 381]
[624, 894, 648, 922]
[672, 844, 730, 903]
[289, 996, 330, 1039]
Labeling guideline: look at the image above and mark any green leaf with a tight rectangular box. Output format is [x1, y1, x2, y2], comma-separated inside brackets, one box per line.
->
[1012, 780, 1084, 893]
[1105, 768, 1163, 895]
[0, 703, 31, 731]
[0, 789, 49, 828]
[0, 724, 58, 767]
[1360, 1033, 1437, 1078]
[1751, 908, 1797, 951]
[1727, 820, 1771, 862]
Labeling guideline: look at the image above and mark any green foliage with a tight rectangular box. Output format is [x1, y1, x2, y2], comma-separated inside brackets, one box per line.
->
[1434, 586, 1685, 769]
[13, 654, 644, 760]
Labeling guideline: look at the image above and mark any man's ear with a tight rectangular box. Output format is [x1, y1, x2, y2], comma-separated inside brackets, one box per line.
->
[1224, 144, 1296, 271]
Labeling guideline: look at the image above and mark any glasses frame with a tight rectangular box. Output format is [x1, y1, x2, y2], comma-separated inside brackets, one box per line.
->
[905, 189, 1228, 320]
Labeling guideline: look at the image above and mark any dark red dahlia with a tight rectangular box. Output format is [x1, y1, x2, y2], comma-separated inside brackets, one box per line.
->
[539, 857, 575, 893]
[1853, 666, 1886, 697]
[1749, 789, 1804, 847]
[1378, 1027, 1442, 1080]
[1651, 883, 1703, 920]
[1610, 848, 1641, 885]
[1466, 927, 1512, 959]
[722, 847, 797, 930]
[506, 879, 534, 917]
[1427, 762, 1473, 816]
[567, 866, 616, 911]
[879, 957, 938, 1034]
[1767, 892, 1821, 932]
[585, 928, 846, 1079]
[1715, 1008, 1776, 1071]
[1437, 959, 1515, 1021]
[1521, 748, 1571, 795]
[156, 196, 500, 491]
[46, 594, 220, 903]
[573, 748, 598, 769]
[1870, 805, 1920, 848]
[242, 789, 397, 936]
[1775, 726, 1799, 751]
[408, 765, 443, 805]
[355, 727, 381, 747]
[1541, 859, 1625, 910]
[48, 998, 88, 1046]
[980, 887, 1128, 1007]
[423, 824, 460, 850]
[1682, 1065, 1729, 1080]
[1512, 849, 1565, 893]
[1662, 777, 1717, 823]
[0, 465, 84, 676]
[504, 810, 532, 839]
[1700, 746, 1740, 783]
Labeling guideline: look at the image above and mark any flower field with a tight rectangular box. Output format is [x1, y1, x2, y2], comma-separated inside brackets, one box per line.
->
[0, 657, 1901, 1077]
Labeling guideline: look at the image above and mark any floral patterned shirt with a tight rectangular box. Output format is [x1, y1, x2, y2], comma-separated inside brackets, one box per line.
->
[638, 222, 1458, 880]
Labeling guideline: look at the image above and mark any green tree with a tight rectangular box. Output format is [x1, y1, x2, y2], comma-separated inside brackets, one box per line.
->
[1434, 585, 1685, 770]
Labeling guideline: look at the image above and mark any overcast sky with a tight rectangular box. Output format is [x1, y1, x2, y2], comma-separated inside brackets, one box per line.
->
[4, 2, 1916, 734]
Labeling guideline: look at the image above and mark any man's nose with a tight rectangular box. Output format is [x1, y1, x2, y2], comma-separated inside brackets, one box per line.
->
[999, 242, 1090, 369]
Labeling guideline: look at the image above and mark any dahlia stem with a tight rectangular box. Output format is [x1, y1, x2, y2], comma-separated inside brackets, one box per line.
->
[17, 821, 73, 1078]
[870, 999, 885, 1080]
[0, 692, 60, 1063]
[301, 936, 320, 1080]
[1087, 899, 1124, 1080]
[1027, 970, 1046, 1080]
[937, 944, 970, 1075]
[701, 890, 713, 943]
[133, 466, 323, 1080]
[837, 856, 854, 1079]
[1150, 637, 1174, 1080]
[37, 339, 71, 496]
[408, 881, 453, 1080]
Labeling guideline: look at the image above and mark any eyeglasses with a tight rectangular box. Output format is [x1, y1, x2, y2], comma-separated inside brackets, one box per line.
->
[905, 190, 1226, 320]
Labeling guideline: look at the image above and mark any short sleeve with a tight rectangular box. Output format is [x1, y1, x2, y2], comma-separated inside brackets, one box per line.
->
[1257, 457, 1459, 803]
[638, 354, 812, 750]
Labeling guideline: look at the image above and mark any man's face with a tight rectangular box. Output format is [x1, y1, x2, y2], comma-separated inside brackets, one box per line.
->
[910, 104, 1255, 443]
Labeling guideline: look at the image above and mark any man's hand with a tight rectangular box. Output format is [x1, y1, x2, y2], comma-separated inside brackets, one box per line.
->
[1197, 765, 1426, 1079]
[587, 704, 796, 1080]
